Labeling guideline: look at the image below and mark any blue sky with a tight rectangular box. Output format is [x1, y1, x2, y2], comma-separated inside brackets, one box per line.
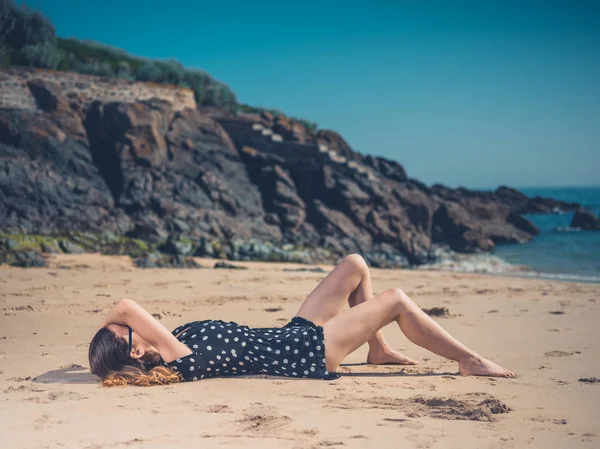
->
[25, 0, 600, 189]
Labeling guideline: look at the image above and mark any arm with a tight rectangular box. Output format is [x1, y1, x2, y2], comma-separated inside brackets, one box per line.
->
[100, 298, 130, 329]
[101, 298, 192, 363]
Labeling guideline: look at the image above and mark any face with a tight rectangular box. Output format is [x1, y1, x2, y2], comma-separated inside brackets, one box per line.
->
[107, 324, 161, 363]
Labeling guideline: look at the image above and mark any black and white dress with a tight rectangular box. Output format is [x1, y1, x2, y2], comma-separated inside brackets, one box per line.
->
[162, 316, 341, 382]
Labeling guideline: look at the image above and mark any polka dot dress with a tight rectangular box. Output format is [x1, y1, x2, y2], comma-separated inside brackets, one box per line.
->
[162, 316, 340, 382]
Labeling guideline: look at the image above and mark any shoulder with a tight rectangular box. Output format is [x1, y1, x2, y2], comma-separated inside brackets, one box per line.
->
[163, 352, 203, 382]
[172, 320, 210, 335]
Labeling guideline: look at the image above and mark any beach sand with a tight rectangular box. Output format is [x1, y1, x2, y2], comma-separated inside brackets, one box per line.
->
[1, 254, 599, 448]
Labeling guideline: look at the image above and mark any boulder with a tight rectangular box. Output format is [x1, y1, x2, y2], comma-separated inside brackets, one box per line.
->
[58, 240, 84, 254]
[134, 253, 204, 268]
[214, 261, 247, 269]
[160, 235, 194, 256]
[570, 208, 600, 230]
[0, 249, 46, 267]
[432, 203, 494, 253]
[495, 186, 579, 214]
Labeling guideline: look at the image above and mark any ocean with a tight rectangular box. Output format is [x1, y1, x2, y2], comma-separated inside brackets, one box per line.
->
[491, 186, 600, 283]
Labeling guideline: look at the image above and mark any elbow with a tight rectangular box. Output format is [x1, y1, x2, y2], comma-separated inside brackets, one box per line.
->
[117, 298, 135, 316]
[118, 298, 135, 308]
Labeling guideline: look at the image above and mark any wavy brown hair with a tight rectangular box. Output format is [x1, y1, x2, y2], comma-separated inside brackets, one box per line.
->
[89, 327, 182, 387]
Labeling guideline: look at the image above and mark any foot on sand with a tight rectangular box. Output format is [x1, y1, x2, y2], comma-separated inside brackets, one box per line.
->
[458, 355, 516, 378]
[367, 346, 418, 365]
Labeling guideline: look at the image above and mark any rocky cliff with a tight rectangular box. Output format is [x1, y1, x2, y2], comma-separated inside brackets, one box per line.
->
[0, 77, 579, 267]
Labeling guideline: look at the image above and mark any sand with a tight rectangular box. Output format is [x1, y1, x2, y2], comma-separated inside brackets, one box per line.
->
[1, 254, 599, 448]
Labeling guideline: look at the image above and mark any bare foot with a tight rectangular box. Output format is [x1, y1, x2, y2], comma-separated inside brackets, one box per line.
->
[367, 346, 418, 365]
[458, 355, 517, 378]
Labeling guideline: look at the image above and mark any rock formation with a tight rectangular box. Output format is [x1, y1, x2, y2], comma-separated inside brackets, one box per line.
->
[0, 77, 580, 267]
[570, 208, 600, 230]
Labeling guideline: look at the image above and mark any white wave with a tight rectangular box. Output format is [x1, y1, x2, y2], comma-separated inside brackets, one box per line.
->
[554, 226, 582, 233]
[504, 271, 600, 284]
[418, 250, 600, 284]
[418, 252, 523, 275]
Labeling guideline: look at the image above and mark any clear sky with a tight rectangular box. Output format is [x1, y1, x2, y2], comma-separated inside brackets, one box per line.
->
[24, 0, 600, 189]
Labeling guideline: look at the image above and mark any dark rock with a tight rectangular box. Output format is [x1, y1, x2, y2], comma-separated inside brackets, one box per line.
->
[160, 235, 194, 256]
[238, 147, 306, 230]
[134, 255, 158, 268]
[495, 186, 579, 214]
[272, 115, 311, 144]
[431, 185, 536, 246]
[58, 240, 84, 254]
[126, 215, 168, 244]
[28, 79, 71, 114]
[40, 241, 60, 253]
[134, 253, 204, 269]
[0, 93, 574, 267]
[421, 307, 451, 317]
[316, 129, 356, 160]
[0, 108, 123, 235]
[1, 237, 19, 250]
[363, 155, 408, 182]
[1, 249, 46, 267]
[195, 238, 219, 258]
[363, 243, 411, 268]
[507, 212, 540, 235]
[570, 208, 600, 230]
[214, 261, 247, 269]
[282, 267, 326, 273]
[432, 203, 494, 253]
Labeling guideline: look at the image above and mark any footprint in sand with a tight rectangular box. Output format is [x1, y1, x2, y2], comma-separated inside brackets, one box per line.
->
[120, 438, 147, 445]
[544, 350, 580, 357]
[4, 384, 46, 393]
[237, 405, 292, 433]
[315, 440, 345, 446]
[381, 418, 425, 430]
[25, 390, 88, 403]
[205, 404, 232, 413]
[530, 416, 568, 425]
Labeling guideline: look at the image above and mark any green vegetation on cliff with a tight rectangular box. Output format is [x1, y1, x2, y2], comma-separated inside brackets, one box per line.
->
[0, 0, 236, 109]
[0, 0, 318, 127]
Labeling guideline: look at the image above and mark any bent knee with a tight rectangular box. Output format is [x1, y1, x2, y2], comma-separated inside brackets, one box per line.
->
[342, 253, 368, 273]
[383, 287, 406, 298]
[383, 288, 415, 309]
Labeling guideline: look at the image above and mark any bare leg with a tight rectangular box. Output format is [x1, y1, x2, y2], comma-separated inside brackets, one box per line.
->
[296, 254, 416, 365]
[323, 288, 516, 378]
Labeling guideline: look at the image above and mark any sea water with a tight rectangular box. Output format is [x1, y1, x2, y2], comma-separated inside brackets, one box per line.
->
[492, 186, 600, 283]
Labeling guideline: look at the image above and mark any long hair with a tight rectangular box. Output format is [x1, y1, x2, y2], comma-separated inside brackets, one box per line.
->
[88, 327, 182, 387]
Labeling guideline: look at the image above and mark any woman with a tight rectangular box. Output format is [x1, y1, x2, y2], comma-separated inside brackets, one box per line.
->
[89, 254, 515, 386]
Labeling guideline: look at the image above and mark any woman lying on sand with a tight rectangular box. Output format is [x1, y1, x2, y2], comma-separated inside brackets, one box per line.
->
[89, 254, 516, 386]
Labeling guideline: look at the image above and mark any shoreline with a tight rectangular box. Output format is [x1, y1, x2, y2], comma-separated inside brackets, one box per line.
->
[419, 250, 600, 285]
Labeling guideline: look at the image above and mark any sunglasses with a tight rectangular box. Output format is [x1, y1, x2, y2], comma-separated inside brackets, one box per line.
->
[128, 326, 133, 354]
